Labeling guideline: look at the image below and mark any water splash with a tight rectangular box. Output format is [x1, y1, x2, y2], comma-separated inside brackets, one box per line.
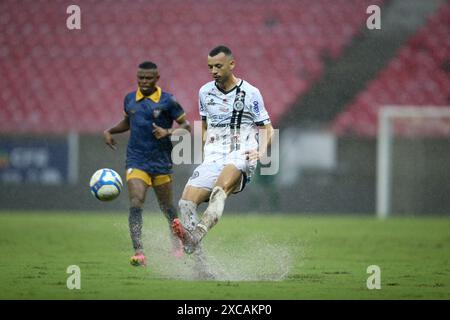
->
[140, 225, 295, 281]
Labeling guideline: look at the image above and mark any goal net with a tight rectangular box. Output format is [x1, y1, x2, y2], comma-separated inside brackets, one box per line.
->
[376, 106, 450, 218]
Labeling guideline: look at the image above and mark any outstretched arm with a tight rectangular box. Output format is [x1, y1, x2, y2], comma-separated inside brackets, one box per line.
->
[103, 114, 130, 150]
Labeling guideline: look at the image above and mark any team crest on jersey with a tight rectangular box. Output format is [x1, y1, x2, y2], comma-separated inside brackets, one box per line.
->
[233, 101, 244, 111]
[233, 91, 246, 112]
[153, 108, 162, 118]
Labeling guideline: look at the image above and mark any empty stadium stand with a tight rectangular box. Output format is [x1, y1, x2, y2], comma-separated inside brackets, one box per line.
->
[332, 2, 450, 136]
[0, 0, 381, 133]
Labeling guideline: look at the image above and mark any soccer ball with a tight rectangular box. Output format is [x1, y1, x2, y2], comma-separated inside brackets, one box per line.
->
[89, 168, 123, 201]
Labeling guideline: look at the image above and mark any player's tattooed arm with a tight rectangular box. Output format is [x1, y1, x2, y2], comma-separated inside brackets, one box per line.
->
[245, 123, 274, 161]
[103, 114, 130, 150]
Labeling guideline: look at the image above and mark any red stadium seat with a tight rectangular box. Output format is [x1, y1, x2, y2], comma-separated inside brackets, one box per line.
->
[1, 0, 383, 133]
[332, 2, 450, 136]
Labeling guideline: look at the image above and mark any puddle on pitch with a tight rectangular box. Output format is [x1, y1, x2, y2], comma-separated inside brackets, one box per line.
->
[140, 226, 295, 282]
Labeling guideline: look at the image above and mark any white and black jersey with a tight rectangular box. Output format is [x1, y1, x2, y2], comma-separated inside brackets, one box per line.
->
[199, 79, 271, 162]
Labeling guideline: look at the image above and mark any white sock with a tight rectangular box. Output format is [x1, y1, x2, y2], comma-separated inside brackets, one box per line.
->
[179, 199, 208, 265]
[178, 199, 199, 231]
[197, 186, 227, 237]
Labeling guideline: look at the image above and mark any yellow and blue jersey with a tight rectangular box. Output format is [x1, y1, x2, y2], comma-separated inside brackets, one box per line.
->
[124, 86, 185, 175]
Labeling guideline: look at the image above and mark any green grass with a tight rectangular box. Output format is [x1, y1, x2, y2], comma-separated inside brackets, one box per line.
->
[0, 211, 449, 299]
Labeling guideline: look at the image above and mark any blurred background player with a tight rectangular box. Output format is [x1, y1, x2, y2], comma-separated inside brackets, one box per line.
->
[172, 46, 274, 255]
[104, 61, 191, 266]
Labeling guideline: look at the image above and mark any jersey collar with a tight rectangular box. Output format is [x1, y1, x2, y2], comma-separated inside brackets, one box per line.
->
[215, 79, 243, 95]
[136, 86, 162, 103]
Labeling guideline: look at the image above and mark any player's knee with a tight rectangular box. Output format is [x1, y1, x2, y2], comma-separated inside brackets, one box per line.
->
[210, 186, 227, 202]
[130, 194, 145, 208]
[215, 180, 238, 195]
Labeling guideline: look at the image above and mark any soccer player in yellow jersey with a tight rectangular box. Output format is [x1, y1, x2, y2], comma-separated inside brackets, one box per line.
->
[104, 61, 190, 266]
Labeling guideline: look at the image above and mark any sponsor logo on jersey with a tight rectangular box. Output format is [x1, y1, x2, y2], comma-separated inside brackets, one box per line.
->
[210, 114, 229, 121]
[207, 98, 215, 106]
[253, 101, 260, 114]
[210, 123, 231, 127]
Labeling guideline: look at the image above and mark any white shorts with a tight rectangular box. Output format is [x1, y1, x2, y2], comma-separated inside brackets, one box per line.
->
[186, 151, 257, 193]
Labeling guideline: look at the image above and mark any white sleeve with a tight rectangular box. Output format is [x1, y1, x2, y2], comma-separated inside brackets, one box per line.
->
[250, 89, 270, 125]
[199, 89, 207, 118]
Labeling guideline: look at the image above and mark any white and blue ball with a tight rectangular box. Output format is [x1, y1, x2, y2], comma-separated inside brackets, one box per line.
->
[89, 168, 123, 201]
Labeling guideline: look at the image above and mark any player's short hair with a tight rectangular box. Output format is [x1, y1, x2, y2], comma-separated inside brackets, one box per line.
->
[138, 61, 158, 70]
[209, 45, 233, 57]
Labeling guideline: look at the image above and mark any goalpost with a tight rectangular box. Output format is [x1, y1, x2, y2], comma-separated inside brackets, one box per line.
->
[376, 106, 450, 219]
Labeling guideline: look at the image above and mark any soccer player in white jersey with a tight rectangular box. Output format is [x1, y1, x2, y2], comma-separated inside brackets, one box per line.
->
[172, 45, 274, 255]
